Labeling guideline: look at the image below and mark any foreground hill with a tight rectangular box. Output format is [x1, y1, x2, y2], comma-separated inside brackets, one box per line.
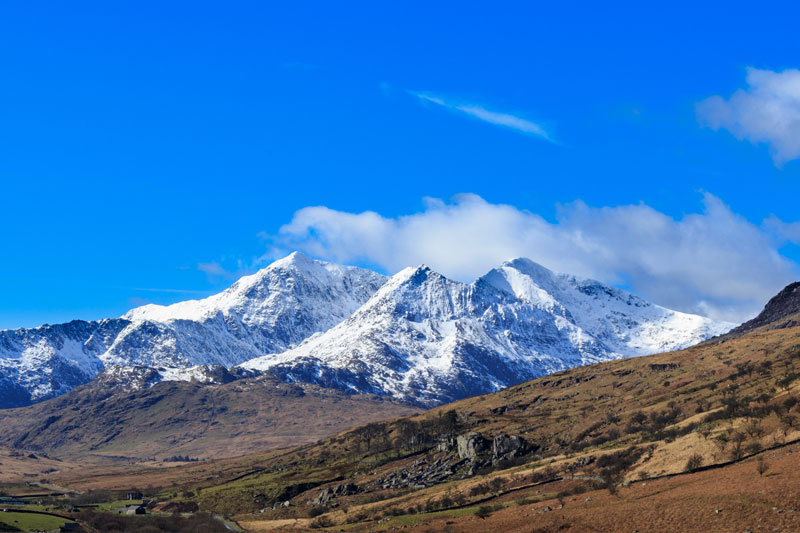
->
[0, 367, 420, 462]
[45, 282, 794, 532]
[0, 253, 730, 408]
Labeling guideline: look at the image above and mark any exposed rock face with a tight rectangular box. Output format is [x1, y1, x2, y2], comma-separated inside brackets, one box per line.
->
[312, 483, 361, 506]
[1, 253, 734, 409]
[648, 363, 680, 372]
[246, 258, 731, 407]
[436, 437, 455, 453]
[492, 433, 528, 462]
[376, 456, 466, 489]
[457, 432, 488, 460]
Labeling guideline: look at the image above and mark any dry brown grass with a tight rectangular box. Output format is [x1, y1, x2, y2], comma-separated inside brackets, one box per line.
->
[12, 317, 799, 531]
[0, 374, 420, 462]
[216, 320, 800, 525]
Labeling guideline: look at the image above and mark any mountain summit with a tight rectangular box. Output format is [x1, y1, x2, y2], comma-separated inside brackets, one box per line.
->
[0, 253, 733, 408]
[0, 252, 385, 407]
[243, 258, 733, 406]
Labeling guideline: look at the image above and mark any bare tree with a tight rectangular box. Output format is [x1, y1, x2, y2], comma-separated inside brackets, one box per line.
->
[756, 456, 769, 477]
[685, 453, 703, 472]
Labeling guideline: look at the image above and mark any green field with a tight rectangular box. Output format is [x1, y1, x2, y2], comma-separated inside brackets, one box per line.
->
[0, 511, 73, 532]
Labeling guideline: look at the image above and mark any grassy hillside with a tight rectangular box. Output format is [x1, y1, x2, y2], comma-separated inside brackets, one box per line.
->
[0, 373, 420, 463]
[10, 293, 798, 531]
[0, 511, 74, 532]
[139, 313, 800, 529]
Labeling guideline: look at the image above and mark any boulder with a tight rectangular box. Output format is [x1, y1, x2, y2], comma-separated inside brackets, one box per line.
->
[376, 456, 466, 489]
[492, 434, 526, 459]
[312, 482, 361, 506]
[457, 432, 488, 460]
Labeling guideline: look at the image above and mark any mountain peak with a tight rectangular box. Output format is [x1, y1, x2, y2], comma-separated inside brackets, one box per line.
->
[390, 264, 438, 284]
[501, 256, 552, 272]
[240, 251, 320, 283]
[270, 250, 314, 269]
[477, 257, 560, 300]
[1, 253, 734, 409]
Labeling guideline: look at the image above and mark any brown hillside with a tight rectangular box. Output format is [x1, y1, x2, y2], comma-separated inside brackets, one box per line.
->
[170, 314, 800, 528]
[0, 372, 420, 464]
[42, 312, 800, 533]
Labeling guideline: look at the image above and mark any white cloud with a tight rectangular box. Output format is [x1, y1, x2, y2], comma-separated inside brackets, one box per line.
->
[197, 260, 251, 281]
[763, 215, 800, 244]
[697, 67, 800, 166]
[411, 92, 553, 141]
[198, 261, 230, 277]
[272, 194, 799, 323]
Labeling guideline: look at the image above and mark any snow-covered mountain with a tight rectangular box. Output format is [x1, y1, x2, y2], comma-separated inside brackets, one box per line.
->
[242, 258, 733, 406]
[0, 252, 733, 409]
[0, 252, 386, 407]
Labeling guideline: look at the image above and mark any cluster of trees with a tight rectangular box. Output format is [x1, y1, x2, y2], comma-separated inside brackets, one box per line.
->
[625, 402, 684, 438]
[595, 446, 644, 494]
[712, 429, 763, 461]
[163, 455, 199, 462]
[349, 410, 463, 456]
[468, 477, 506, 497]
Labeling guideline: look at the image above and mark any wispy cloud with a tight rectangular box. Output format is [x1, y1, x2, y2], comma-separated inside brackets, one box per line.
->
[697, 67, 800, 166]
[198, 261, 231, 277]
[271, 193, 799, 323]
[128, 296, 153, 307]
[198, 260, 253, 281]
[131, 287, 213, 295]
[411, 92, 554, 142]
[763, 215, 800, 244]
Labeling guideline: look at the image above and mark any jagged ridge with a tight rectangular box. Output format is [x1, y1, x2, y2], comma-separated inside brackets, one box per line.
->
[0, 253, 386, 407]
[243, 258, 733, 406]
[0, 253, 733, 409]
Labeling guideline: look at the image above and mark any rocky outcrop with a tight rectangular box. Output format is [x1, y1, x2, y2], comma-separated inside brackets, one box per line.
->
[312, 483, 361, 506]
[492, 433, 528, 463]
[649, 363, 680, 372]
[457, 432, 488, 460]
[377, 456, 466, 489]
[436, 437, 455, 453]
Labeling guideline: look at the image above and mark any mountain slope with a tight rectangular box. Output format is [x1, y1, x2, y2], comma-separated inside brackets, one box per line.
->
[0, 319, 126, 408]
[0, 366, 420, 461]
[106, 251, 386, 367]
[0, 253, 732, 409]
[0, 252, 386, 407]
[139, 283, 797, 525]
[243, 259, 732, 406]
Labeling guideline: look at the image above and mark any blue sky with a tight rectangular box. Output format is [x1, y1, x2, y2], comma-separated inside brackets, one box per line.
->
[1, 1, 799, 328]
